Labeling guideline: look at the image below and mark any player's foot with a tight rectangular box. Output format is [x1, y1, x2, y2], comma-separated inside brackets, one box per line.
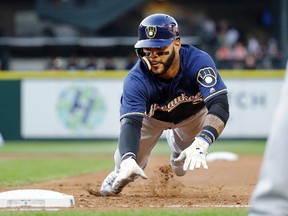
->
[99, 171, 135, 196]
[170, 153, 187, 176]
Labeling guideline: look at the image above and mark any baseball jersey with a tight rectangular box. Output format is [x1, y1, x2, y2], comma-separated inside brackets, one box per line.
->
[120, 44, 228, 124]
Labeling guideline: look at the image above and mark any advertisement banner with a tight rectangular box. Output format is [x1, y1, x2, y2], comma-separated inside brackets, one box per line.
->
[21, 79, 122, 138]
[21, 78, 283, 139]
[222, 79, 282, 138]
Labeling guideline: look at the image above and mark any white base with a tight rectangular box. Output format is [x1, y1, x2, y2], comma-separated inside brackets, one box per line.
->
[0, 189, 75, 208]
[207, 151, 239, 162]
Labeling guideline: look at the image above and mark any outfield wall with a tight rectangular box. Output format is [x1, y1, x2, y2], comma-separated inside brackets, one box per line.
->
[0, 70, 284, 140]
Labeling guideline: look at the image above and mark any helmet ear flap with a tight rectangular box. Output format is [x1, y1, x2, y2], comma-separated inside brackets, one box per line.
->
[135, 48, 152, 70]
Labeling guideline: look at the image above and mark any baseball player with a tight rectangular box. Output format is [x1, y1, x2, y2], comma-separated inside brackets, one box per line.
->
[249, 59, 288, 215]
[100, 13, 230, 196]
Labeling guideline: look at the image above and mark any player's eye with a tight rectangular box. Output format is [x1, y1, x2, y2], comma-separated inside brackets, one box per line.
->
[157, 51, 170, 56]
[143, 51, 151, 56]
[143, 51, 170, 56]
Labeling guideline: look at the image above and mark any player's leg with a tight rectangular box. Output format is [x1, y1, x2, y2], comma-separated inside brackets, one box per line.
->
[166, 108, 208, 176]
[136, 116, 169, 168]
[166, 129, 187, 176]
[100, 116, 167, 196]
[249, 61, 288, 216]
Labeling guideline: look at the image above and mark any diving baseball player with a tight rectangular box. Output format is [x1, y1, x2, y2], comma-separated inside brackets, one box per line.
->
[100, 13, 230, 196]
[249, 59, 288, 215]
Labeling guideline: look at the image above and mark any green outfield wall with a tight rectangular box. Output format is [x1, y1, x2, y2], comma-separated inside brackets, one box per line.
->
[0, 80, 21, 140]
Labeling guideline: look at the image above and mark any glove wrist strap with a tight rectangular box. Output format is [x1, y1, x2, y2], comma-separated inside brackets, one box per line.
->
[121, 152, 136, 161]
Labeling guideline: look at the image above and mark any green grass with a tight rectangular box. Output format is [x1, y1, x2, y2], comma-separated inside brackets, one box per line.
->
[0, 158, 112, 187]
[208, 139, 266, 155]
[0, 140, 118, 154]
[0, 139, 266, 155]
[0, 139, 265, 187]
[0, 139, 264, 215]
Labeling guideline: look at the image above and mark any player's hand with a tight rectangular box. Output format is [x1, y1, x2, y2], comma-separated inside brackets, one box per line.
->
[112, 157, 148, 190]
[174, 137, 209, 171]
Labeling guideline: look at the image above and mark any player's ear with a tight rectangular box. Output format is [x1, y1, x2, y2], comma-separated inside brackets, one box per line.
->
[174, 39, 181, 52]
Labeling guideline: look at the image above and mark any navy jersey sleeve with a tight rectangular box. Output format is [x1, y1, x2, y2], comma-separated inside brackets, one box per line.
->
[190, 51, 227, 102]
[120, 72, 147, 119]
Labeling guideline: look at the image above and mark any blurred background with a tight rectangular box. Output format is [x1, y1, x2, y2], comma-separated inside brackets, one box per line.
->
[0, 0, 287, 71]
[0, 0, 287, 141]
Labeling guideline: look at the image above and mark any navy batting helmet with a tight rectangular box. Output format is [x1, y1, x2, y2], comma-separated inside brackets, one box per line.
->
[134, 13, 180, 49]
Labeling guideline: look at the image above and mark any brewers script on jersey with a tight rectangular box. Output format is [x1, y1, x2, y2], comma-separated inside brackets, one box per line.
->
[100, 13, 229, 196]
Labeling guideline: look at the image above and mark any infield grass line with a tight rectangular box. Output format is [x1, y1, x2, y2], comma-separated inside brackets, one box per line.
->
[0, 208, 249, 216]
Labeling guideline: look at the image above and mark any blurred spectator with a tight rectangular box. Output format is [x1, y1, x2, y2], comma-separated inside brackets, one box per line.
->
[84, 56, 98, 70]
[244, 54, 257, 69]
[202, 18, 217, 42]
[125, 53, 137, 70]
[247, 34, 262, 58]
[230, 41, 248, 69]
[200, 17, 218, 55]
[266, 38, 281, 60]
[231, 41, 247, 61]
[262, 38, 282, 69]
[217, 19, 240, 48]
[215, 45, 231, 61]
[45, 56, 64, 70]
[66, 55, 80, 70]
[104, 58, 116, 70]
[215, 45, 232, 69]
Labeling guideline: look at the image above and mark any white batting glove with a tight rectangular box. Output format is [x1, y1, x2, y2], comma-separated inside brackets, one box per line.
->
[174, 137, 209, 171]
[112, 157, 148, 191]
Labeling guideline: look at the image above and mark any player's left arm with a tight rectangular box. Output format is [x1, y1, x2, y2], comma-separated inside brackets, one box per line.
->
[199, 93, 229, 143]
[194, 53, 229, 143]
[174, 54, 229, 170]
[174, 93, 229, 171]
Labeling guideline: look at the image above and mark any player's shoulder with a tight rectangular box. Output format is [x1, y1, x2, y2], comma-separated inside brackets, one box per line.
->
[124, 61, 150, 85]
[180, 44, 216, 71]
[180, 44, 212, 61]
[126, 61, 144, 77]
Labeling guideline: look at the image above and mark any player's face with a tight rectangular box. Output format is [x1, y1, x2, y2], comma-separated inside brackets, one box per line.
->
[143, 41, 179, 77]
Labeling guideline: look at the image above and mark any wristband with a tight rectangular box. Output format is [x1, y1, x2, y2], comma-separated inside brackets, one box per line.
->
[197, 126, 218, 145]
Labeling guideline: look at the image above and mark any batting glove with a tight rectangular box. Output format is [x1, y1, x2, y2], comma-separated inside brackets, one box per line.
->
[174, 137, 209, 171]
[112, 157, 148, 191]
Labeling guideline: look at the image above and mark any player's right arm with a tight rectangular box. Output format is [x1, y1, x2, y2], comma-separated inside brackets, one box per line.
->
[117, 71, 147, 161]
[112, 73, 149, 186]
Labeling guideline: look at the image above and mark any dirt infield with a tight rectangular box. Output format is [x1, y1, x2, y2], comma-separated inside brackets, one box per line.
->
[0, 155, 262, 210]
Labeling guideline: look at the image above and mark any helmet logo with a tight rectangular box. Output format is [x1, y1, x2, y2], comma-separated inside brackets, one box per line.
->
[145, 26, 157, 38]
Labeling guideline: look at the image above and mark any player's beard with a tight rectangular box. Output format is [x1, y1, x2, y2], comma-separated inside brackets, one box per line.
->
[150, 48, 176, 76]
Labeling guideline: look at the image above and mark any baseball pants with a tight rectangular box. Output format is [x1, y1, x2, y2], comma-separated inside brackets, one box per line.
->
[113, 108, 208, 170]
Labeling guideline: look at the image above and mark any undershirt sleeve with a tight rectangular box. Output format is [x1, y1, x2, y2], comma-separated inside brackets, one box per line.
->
[205, 93, 229, 125]
[118, 116, 144, 160]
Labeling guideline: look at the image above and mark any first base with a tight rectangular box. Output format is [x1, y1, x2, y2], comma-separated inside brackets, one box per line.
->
[0, 189, 75, 208]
